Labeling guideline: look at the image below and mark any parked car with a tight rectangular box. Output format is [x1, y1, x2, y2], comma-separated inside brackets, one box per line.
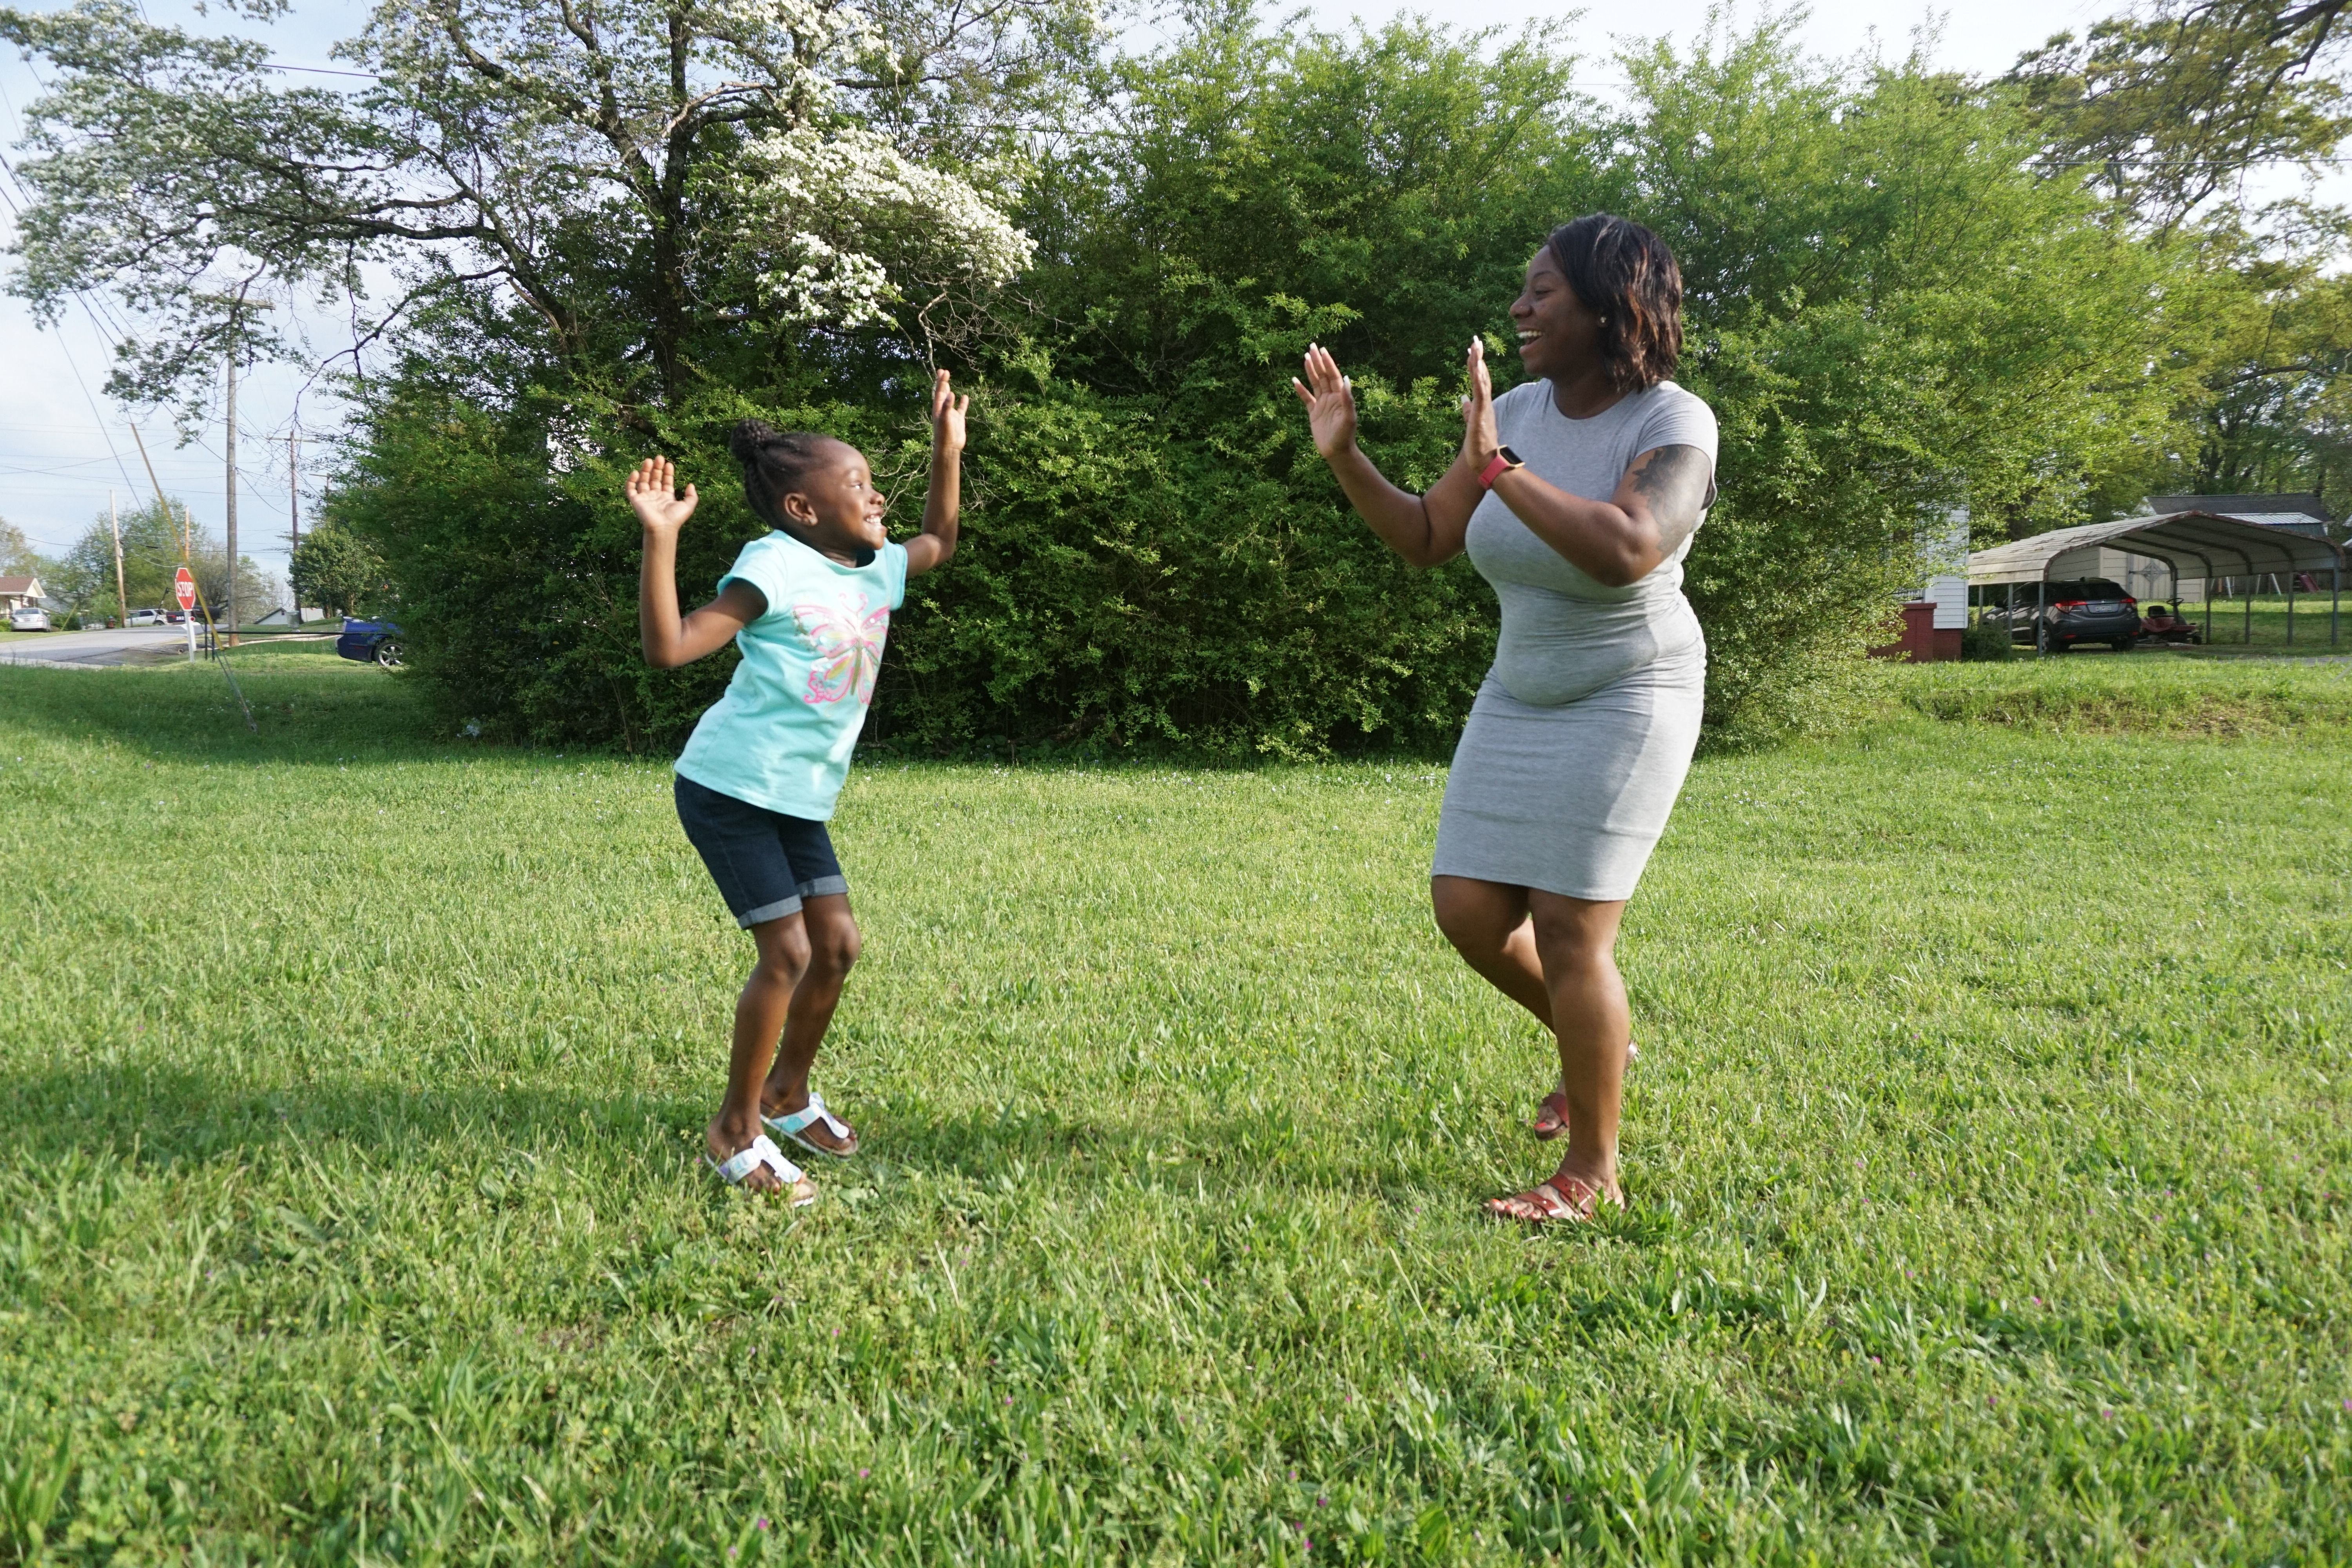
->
[336, 618, 405, 668]
[125, 607, 165, 627]
[9, 605, 50, 631]
[1980, 578, 2140, 652]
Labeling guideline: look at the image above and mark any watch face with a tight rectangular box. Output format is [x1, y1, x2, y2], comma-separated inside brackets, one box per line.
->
[1498, 445, 1524, 466]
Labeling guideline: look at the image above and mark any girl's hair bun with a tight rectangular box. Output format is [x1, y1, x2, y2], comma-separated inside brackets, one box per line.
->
[729, 418, 780, 465]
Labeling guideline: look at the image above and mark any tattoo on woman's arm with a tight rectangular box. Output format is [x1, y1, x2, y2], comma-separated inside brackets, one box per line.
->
[1627, 445, 1716, 553]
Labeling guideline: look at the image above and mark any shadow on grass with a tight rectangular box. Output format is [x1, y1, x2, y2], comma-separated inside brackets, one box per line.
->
[0, 1061, 665, 1171]
[0, 1062, 1474, 1212]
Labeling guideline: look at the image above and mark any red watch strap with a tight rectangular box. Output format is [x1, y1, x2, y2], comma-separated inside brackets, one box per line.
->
[1477, 452, 1517, 490]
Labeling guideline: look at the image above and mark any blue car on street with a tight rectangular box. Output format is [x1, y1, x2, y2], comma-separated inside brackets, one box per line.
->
[336, 619, 405, 667]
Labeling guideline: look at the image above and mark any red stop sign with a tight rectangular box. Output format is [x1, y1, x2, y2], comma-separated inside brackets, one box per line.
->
[174, 567, 196, 610]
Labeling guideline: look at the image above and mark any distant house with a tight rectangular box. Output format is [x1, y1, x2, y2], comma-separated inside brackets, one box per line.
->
[2145, 494, 2331, 538]
[0, 575, 42, 612]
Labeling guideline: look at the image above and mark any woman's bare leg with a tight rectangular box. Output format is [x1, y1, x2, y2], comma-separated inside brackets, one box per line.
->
[1430, 875, 1554, 1027]
[1434, 875, 1632, 1210]
[1525, 889, 1629, 1204]
[1434, 875, 1585, 1132]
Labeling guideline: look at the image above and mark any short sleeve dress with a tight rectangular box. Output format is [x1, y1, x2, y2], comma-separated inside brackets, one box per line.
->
[1429, 378, 1717, 902]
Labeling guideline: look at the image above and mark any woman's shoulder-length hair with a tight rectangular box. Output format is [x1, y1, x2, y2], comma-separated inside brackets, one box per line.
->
[1545, 214, 1683, 395]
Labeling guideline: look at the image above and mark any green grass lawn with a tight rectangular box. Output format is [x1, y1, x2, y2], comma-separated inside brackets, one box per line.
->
[2, 657, 2348, 1565]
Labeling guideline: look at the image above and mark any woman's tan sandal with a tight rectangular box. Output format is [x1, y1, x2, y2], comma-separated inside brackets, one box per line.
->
[1485, 1174, 1607, 1224]
[1532, 1091, 1572, 1142]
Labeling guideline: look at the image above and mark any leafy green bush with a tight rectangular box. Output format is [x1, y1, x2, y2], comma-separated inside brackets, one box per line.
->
[334, 12, 2198, 758]
[1960, 615, 2014, 661]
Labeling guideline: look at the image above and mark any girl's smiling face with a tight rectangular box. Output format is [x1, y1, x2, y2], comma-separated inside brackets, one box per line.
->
[1510, 245, 1601, 383]
[778, 440, 889, 560]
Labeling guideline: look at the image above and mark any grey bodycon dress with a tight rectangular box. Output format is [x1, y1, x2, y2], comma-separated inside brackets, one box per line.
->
[1430, 378, 1717, 901]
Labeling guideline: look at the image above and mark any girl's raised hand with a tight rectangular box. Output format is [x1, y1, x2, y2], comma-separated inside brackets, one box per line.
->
[1459, 336, 1500, 471]
[626, 457, 697, 532]
[1292, 343, 1359, 460]
[931, 368, 968, 454]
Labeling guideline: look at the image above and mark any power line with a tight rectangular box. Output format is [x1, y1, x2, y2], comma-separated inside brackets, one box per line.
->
[261, 62, 380, 79]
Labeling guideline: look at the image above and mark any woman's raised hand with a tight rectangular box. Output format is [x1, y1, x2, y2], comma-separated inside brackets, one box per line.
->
[1292, 343, 1359, 460]
[626, 456, 697, 533]
[1459, 336, 1500, 472]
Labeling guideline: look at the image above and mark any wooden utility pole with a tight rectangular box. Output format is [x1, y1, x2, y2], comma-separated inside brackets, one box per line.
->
[110, 488, 127, 626]
[224, 351, 239, 642]
[288, 428, 301, 621]
[128, 420, 167, 512]
[199, 290, 274, 645]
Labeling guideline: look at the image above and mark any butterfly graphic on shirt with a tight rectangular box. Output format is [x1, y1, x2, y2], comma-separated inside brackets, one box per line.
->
[792, 592, 889, 706]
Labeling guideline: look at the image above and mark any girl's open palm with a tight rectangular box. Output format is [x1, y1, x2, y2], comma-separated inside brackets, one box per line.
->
[930, 368, 969, 451]
[626, 457, 697, 533]
[1292, 343, 1359, 459]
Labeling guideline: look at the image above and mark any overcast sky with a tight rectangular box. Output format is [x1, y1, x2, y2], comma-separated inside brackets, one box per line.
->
[0, 0, 2332, 585]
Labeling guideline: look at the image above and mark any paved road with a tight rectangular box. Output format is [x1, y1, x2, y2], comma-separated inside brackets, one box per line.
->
[0, 626, 196, 666]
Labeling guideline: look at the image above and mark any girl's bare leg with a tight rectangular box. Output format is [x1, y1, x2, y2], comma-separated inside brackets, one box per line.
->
[709, 910, 815, 1192]
[759, 894, 860, 1152]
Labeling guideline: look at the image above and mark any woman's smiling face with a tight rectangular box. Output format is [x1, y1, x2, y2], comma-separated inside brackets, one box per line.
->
[1510, 245, 1600, 382]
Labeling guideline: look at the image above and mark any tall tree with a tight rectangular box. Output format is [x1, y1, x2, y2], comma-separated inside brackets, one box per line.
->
[0, 0, 1083, 422]
[289, 521, 389, 617]
[2007, 3, 2352, 234]
[0, 519, 45, 577]
[47, 498, 269, 619]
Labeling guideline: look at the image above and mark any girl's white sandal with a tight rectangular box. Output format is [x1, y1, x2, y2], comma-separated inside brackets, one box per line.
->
[704, 1134, 817, 1205]
[764, 1091, 858, 1159]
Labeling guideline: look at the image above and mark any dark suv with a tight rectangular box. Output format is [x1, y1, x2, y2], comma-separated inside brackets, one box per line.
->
[1983, 578, 2140, 653]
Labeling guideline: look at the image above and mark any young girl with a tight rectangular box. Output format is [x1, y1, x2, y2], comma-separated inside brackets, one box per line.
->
[629, 369, 967, 1201]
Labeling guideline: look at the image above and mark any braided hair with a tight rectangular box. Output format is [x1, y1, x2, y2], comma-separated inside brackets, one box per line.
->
[730, 419, 837, 530]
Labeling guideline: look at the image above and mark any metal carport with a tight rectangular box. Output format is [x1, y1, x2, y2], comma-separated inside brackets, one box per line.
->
[1965, 511, 2347, 649]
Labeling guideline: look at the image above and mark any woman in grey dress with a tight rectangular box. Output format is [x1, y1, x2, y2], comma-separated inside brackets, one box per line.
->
[1293, 213, 1716, 1223]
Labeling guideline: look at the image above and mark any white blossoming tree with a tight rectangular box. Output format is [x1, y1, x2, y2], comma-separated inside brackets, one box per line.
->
[0, 0, 1079, 414]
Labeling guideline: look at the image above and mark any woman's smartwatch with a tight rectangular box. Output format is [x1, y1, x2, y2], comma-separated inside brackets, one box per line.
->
[1477, 446, 1525, 490]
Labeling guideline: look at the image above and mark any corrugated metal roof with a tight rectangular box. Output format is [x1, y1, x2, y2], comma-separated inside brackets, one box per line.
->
[1967, 512, 2345, 586]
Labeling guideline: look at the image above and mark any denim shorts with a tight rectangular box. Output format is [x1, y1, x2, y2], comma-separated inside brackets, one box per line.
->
[674, 773, 848, 927]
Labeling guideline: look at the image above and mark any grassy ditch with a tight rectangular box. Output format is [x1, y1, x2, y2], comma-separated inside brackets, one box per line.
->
[1890, 650, 2352, 735]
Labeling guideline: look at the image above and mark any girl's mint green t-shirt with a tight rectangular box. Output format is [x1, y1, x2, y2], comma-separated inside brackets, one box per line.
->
[673, 531, 909, 820]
